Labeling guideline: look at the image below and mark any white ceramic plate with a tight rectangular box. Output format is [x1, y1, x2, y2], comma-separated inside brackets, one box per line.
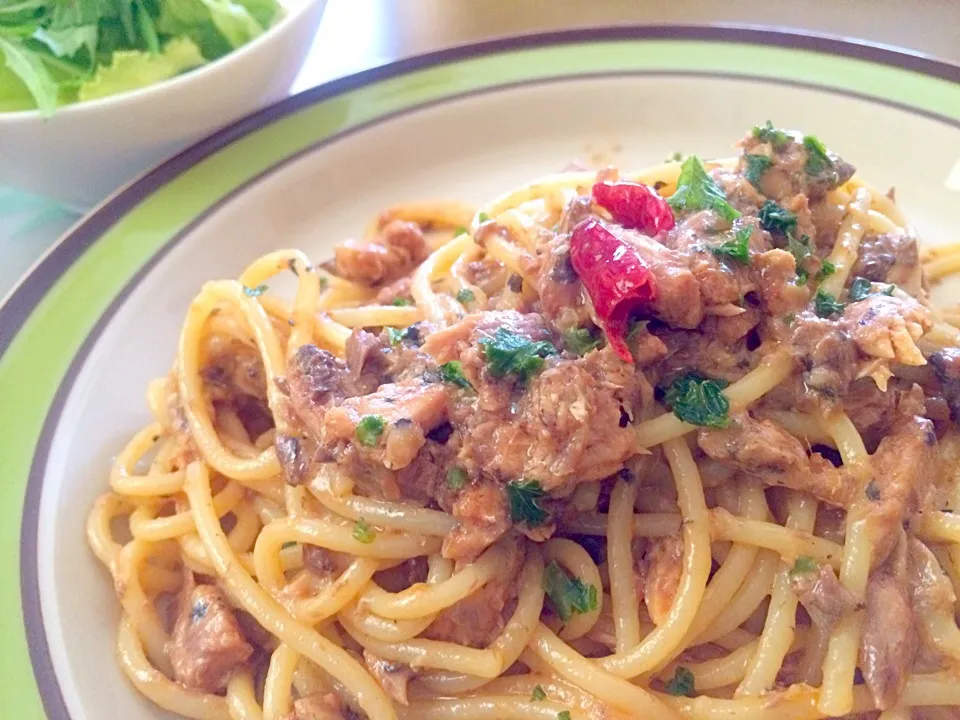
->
[2, 26, 959, 719]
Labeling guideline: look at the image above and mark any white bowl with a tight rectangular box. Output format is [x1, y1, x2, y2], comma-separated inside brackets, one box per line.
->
[0, 0, 327, 210]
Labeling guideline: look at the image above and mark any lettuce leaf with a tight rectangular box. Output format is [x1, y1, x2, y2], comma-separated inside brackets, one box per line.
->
[0, 36, 57, 115]
[0, 0, 281, 112]
[197, 0, 264, 48]
[155, 0, 233, 59]
[0, 62, 39, 111]
[31, 1, 100, 59]
[233, 0, 282, 27]
[78, 36, 206, 102]
[158, 0, 265, 51]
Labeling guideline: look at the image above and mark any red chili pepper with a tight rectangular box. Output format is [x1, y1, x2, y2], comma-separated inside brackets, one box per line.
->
[592, 180, 675, 236]
[569, 219, 658, 362]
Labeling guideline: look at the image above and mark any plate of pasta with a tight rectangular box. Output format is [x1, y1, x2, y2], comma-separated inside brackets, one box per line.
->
[3, 25, 960, 720]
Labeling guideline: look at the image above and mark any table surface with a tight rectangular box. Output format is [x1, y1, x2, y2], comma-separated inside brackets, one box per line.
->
[3, 0, 959, 298]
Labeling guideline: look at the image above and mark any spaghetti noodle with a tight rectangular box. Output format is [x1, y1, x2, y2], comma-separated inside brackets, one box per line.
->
[88, 125, 960, 719]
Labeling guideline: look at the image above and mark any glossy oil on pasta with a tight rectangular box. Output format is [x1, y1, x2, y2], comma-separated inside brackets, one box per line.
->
[88, 125, 960, 720]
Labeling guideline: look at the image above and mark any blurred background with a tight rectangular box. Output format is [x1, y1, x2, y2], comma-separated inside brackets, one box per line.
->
[3, 0, 959, 292]
[299, 0, 960, 89]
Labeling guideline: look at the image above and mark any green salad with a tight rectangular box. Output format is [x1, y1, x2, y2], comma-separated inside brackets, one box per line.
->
[0, 0, 283, 116]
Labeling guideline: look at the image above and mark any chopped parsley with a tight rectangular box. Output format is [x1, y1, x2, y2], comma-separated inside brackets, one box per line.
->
[757, 200, 797, 236]
[813, 288, 845, 318]
[542, 560, 599, 622]
[386, 325, 422, 347]
[846, 276, 894, 303]
[446, 467, 468, 490]
[743, 154, 773, 189]
[391, 297, 413, 306]
[789, 555, 818, 576]
[352, 518, 376, 544]
[478, 328, 557, 384]
[456, 288, 475, 304]
[665, 150, 684, 162]
[477, 211, 491, 223]
[663, 373, 730, 429]
[817, 260, 836, 281]
[627, 319, 649, 341]
[558, 713, 572, 720]
[752, 121, 791, 150]
[453, 225, 468, 237]
[667, 155, 740, 223]
[242, 284, 268, 297]
[710, 225, 752, 265]
[847, 276, 873, 302]
[281, 541, 297, 549]
[355, 415, 386, 447]
[787, 234, 813, 283]
[531, 685, 547, 702]
[865, 479, 881, 501]
[506, 479, 549, 526]
[562, 326, 603, 356]
[803, 135, 833, 176]
[439, 361, 473, 390]
[664, 666, 696, 697]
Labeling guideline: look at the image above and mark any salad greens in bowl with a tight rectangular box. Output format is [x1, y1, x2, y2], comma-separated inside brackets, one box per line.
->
[1, 0, 286, 115]
[0, 0, 326, 208]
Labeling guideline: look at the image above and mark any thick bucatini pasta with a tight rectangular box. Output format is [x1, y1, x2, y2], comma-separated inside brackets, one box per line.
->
[89, 125, 960, 720]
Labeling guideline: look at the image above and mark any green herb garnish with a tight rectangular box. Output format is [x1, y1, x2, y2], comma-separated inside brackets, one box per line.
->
[627, 319, 649, 341]
[803, 135, 833, 176]
[506, 479, 548, 526]
[752, 121, 791, 150]
[386, 327, 405, 345]
[562, 327, 603, 356]
[479, 328, 557, 384]
[352, 518, 376, 544]
[242, 284, 268, 297]
[446, 467, 468, 490]
[0, 0, 282, 116]
[439, 361, 473, 390]
[787, 234, 813, 283]
[391, 297, 413, 306]
[710, 225, 752, 265]
[789, 555, 818, 576]
[477, 211, 491, 223]
[542, 560, 598, 622]
[848, 276, 872, 302]
[667, 155, 740, 223]
[743, 154, 773, 189]
[817, 260, 836, 281]
[558, 713, 572, 720]
[456, 288, 475, 304]
[665, 666, 696, 697]
[663, 373, 730, 429]
[757, 200, 797, 236]
[813, 288, 845, 318]
[355, 415, 386, 447]
[531, 685, 547, 702]
[848, 276, 896, 302]
[452, 225, 468, 236]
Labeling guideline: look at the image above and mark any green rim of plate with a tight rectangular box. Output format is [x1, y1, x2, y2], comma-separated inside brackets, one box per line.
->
[2, 26, 958, 718]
